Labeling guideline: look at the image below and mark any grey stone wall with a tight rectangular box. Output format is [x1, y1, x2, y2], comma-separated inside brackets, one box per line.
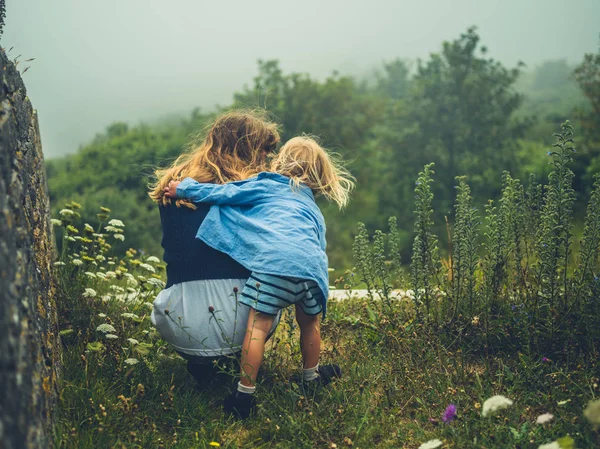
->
[0, 46, 60, 449]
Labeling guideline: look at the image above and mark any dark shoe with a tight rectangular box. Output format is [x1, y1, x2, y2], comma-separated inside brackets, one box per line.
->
[223, 391, 256, 419]
[315, 364, 342, 385]
[290, 364, 342, 388]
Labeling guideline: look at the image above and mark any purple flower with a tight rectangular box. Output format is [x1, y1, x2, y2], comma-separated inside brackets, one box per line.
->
[442, 404, 457, 423]
[542, 357, 551, 363]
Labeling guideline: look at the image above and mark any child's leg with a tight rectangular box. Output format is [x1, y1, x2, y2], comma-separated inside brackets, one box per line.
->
[295, 304, 321, 369]
[239, 307, 275, 387]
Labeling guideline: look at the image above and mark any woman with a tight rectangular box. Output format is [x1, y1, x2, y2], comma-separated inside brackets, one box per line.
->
[148, 110, 281, 383]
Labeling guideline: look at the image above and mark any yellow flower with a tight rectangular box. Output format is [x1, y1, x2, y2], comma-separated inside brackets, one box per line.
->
[209, 443, 220, 448]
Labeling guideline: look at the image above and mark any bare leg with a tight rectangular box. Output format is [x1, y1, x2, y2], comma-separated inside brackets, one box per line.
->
[295, 304, 321, 369]
[239, 308, 275, 387]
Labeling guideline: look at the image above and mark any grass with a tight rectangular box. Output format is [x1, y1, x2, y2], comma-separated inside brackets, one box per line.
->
[54, 292, 600, 449]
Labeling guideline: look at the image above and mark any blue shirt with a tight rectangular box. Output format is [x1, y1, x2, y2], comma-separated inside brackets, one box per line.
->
[177, 172, 330, 317]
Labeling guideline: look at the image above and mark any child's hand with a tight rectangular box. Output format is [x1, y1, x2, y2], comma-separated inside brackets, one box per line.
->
[164, 180, 181, 198]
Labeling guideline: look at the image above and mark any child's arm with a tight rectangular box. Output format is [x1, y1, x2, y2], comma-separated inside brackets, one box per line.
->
[170, 177, 269, 206]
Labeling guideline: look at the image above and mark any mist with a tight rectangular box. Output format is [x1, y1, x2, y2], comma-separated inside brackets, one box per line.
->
[3, 0, 599, 158]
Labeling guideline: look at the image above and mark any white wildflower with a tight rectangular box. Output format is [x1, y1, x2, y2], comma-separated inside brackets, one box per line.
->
[108, 219, 125, 227]
[126, 287, 137, 293]
[127, 338, 139, 345]
[146, 277, 165, 288]
[137, 275, 147, 282]
[71, 259, 83, 266]
[109, 285, 125, 293]
[536, 413, 554, 424]
[146, 256, 160, 264]
[113, 234, 125, 241]
[95, 255, 106, 262]
[482, 395, 513, 417]
[84, 271, 96, 279]
[67, 236, 76, 242]
[98, 313, 107, 318]
[101, 295, 111, 302]
[121, 313, 139, 320]
[82, 288, 97, 298]
[84, 223, 94, 232]
[107, 261, 115, 265]
[537, 442, 560, 449]
[418, 439, 443, 449]
[59, 209, 74, 216]
[104, 271, 117, 279]
[51, 218, 62, 226]
[143, 302, 154, 310]
[95, 272, 106, 280]
[92, 233, 104, 238]
[104, 225, 119, 233]
[124, 358, 139, 365]
[139, 263, 155, 273]
[54, 261, 66, 266]
[584, 399, 600, 427]
[127, 277, 138, 288]
[96, 323, 116, 333]
[105, 333, 118, 340]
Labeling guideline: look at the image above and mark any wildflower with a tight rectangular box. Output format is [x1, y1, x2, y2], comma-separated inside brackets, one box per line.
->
[104, 225, 120, 233]
[233, 286, 239, 293]
[59, 209, 75, 217]
[143, 302, 154, 310]
[84, 272, 96, 279]
[418, 439, 443, 449]
[536, 413, 554, 424]
[110, 285, 125, 293]
[108, 219, 125, 227]
[67, 236, 76, 242]
[471, 316, 479, 326]
[557, 399, 570, 406]
[113, 234, 125, 241]
[53, 261, 66, 266]
[96, 323, 116, 334]
[146, 277, 165, 288]
[105, 334, 118, 340]
[127, 338, 139, 345]
[121, 313, 139, 320]
[124, 358, 139, 365]
[482, 395, 513, 417]
[104, 271, 116, 279]
[101, 295, 111, 302]
[92, 233, 104, 238]
[209, 443, 220, 448]
[209, 306, 215, 313]
[442, 404, 457, 423]
[98, 313, 107, 318]
[139, 263, 155, 273]
[51, 218, 62, 226]
[584, 399, 600, 427]
[95, 272, 106, 280]
[145, 256, 160, 264]
[82, 288, 97, 298]
[538, 442, 560, 449]
[84, 223, 94, 232]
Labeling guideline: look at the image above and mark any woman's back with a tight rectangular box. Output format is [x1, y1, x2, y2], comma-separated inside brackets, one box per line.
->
[159, 204, 250, 288]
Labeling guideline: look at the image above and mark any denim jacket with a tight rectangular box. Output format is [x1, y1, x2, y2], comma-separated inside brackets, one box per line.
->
[177, 172, 330, 317]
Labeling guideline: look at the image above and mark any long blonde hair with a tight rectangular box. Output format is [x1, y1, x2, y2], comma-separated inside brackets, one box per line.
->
[270, 136, 355, 209]
[149, 110, 280, 207]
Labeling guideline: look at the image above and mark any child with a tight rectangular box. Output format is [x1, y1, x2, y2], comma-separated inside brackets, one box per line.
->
[164, 136, 354, 418]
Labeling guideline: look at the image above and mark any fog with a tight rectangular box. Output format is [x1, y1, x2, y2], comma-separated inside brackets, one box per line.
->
[3, 0, 599, 158]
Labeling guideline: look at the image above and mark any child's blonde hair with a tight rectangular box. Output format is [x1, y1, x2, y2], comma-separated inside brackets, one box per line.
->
[270, 136, 355, 209]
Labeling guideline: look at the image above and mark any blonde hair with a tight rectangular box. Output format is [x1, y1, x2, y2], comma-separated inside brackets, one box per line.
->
[149, 110, 280, 208]
[270, 136, 355, 209]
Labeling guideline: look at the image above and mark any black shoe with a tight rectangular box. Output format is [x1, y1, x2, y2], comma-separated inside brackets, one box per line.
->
[290, 364, 342, 387]
[223, 391, 256, 419]
[315, 364, 342, 385]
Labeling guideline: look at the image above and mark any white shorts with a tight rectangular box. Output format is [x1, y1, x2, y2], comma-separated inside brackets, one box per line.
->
[151, 279, 279, 358]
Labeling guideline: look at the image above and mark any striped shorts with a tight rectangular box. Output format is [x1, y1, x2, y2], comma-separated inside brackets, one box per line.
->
[240, 272, 323, 316]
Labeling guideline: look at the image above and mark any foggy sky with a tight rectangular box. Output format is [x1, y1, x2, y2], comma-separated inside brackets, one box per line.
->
[3, 0, 599, 158]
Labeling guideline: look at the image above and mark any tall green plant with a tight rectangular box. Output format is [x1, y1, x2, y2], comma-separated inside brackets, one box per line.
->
[535, 122, 576, 341]
[410, 163, 441, 322]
